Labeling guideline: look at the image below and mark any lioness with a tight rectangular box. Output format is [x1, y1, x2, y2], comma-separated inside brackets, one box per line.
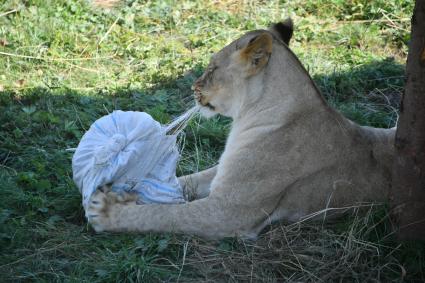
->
[87, 20, 395, 239]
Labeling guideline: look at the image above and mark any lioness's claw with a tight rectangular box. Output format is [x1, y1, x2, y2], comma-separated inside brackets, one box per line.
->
[86, 185, 137, 232]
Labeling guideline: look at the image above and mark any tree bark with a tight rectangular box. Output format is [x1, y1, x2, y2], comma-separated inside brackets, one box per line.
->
[391, 0, 425, 240]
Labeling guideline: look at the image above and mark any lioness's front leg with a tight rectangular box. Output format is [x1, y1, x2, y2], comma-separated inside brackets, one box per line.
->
[179, 166, 217, 200]
[86, 182, 261, 239]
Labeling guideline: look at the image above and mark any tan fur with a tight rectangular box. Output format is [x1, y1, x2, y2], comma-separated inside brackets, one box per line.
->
[86, 25, 395, 239]
[240, 33, 273, 76]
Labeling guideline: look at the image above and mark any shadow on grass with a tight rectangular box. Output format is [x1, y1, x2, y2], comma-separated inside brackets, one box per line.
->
[0, 67, 232, 281]
[0, 64, 226, 221]
[313, 57, 405, 128]
[1, 57, 423, 282]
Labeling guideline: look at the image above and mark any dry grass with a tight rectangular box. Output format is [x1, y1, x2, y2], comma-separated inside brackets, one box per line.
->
[92, 0, 122, 8]
[175, 205, 405, 282]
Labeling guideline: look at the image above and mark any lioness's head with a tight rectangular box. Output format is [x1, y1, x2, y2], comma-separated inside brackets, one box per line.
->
[193, 19, 293, 118]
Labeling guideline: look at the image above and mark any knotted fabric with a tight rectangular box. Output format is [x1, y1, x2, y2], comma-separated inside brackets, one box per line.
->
[72, 110, 185, 213]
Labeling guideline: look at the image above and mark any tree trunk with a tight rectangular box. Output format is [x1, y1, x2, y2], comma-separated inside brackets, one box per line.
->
[391, 0, 425, 240]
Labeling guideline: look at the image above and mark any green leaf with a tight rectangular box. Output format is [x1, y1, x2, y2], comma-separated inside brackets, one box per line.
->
[22, 106, 37, 115]
[157, 239, 169, 252]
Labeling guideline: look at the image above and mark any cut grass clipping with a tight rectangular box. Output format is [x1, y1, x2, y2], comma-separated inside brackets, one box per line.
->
[1, 0, 424, 282]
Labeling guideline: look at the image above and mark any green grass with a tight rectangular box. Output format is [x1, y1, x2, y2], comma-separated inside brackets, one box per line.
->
[1, 0, 424, 281]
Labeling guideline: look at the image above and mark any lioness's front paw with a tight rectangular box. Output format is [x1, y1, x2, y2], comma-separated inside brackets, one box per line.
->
[86, 187, 112, 232]
[86, 185, 137, 232]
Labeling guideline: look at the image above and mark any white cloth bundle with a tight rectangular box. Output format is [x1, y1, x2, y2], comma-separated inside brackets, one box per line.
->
[72, 109, 196, 211]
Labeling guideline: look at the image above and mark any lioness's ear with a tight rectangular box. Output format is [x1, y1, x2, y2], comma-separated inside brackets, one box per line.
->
[269, 18, 293, 45]
[240, 32, 273, 76]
